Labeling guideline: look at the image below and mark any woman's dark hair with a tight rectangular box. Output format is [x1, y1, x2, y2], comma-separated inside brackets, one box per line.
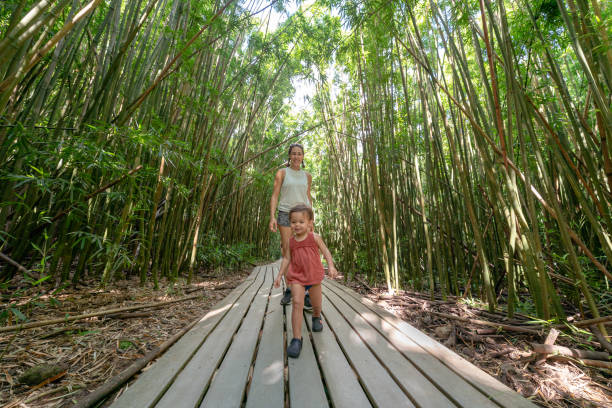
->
[289, 203, 314, 220]
[286, 143, 305, 168]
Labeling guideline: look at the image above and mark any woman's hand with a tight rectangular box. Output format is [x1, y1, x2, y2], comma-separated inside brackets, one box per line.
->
[328, 266, 338, 280]
[269, 218, 277, 232]
[274, 275, 282, 288]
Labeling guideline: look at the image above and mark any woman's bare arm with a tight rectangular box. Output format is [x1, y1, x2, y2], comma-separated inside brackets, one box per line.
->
[269, 169, 285, 232]
[307, 172, 313, 206]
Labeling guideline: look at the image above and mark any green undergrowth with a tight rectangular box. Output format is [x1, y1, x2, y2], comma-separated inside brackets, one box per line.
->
[197, 232, 258, 272]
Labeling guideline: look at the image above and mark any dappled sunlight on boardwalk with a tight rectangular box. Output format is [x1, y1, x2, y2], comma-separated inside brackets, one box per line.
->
[198, 303, 232, 321]
[260, 361, 283, 385]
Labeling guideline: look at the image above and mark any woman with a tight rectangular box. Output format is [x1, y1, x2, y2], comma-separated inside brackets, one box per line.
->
[269, 143, 313, 306]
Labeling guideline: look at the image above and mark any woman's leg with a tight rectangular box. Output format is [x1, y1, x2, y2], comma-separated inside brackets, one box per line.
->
[290, 283, 305, 339]
[308, 284, 322, 317]
[278, 225, 292, 259]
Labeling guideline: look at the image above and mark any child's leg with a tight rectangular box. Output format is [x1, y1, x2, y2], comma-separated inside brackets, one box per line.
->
[290, 283, 305, 339]
[308, 284, 322, 317]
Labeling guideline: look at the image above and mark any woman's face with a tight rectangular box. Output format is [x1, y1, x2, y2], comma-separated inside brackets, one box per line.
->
[289, 146, 304, 166]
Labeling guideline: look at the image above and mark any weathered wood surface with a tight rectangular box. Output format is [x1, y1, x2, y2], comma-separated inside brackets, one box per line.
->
[110, 262, 537, 408]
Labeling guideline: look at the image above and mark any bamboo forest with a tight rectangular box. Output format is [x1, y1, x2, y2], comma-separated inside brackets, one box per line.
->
[0, 0, 611, 406]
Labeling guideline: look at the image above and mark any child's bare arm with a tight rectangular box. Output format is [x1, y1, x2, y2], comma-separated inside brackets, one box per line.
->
[274, 253, 291, 288]
[314, 234, 338, 279]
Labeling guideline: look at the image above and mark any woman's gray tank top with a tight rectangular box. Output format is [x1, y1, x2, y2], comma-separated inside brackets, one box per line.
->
[278, 167, 310, 212]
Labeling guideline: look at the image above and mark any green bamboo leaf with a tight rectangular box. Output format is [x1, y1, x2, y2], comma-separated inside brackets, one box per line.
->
[10, 307, 27, 321]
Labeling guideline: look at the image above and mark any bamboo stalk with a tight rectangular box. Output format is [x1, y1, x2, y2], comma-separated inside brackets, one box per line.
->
[531, 343, 610, 361]
[428, 311, 541, 335]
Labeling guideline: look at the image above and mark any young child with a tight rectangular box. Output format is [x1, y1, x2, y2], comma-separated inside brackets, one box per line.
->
[274, 203, 338, 358]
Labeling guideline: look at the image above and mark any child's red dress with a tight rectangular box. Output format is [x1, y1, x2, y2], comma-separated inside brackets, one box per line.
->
[287, 232, 325, 286]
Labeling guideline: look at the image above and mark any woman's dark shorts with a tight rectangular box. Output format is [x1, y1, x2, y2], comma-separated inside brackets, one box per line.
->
[277, 211, 290, 227]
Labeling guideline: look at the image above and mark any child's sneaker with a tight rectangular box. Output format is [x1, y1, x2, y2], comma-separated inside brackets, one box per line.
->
[287, 338, 302, 358]
[280, 288, 291, 305]
[312, 316, 323, 332]
[303, 292, 312, 312]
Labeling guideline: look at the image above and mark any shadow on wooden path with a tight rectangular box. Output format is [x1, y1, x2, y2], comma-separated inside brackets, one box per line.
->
[110, 263, 536, 408]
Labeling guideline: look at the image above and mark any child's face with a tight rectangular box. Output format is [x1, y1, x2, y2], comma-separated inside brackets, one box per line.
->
[290, 211, 311, 236]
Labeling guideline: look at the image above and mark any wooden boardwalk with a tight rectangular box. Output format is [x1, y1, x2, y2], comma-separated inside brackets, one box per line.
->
[110, 263, 537, 408]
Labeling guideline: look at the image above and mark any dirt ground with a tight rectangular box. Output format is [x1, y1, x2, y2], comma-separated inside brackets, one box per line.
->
[1, 269, 611, 407]
[0, 267, 251, 408]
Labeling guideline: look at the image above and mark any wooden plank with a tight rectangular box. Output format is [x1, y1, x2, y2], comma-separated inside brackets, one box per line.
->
[200, 266, 274, 407]
[286, 302, 329, 408]
[245, 280, 285, 408]
[325, 279, 537, 408]
[111, 267, 263, 408]
[323, 286, 457, 407]
[322, 292, 416, 407]
[324, 282, 498, 407]
[153, 268, 267, 408]
[305, 308, 372, 408]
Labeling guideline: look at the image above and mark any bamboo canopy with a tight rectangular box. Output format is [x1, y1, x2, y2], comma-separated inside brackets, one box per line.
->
[0, 0, 610, 331]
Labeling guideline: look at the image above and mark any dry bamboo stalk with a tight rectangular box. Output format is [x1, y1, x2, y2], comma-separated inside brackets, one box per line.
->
[554, 315, 612, 329]
[531, 343, 609, 361]
[428, 310, 541, 335]
[0, 251, 31, 275]
[591, 326, 612, 354]
[0, 293, 204, 333]
[547, 355, 612, 370]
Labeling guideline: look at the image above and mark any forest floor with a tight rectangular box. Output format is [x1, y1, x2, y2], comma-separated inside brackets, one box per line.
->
[344, 278, 612, 408]
[0, 266, 251, 408]
[1, 269, 611, 407]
